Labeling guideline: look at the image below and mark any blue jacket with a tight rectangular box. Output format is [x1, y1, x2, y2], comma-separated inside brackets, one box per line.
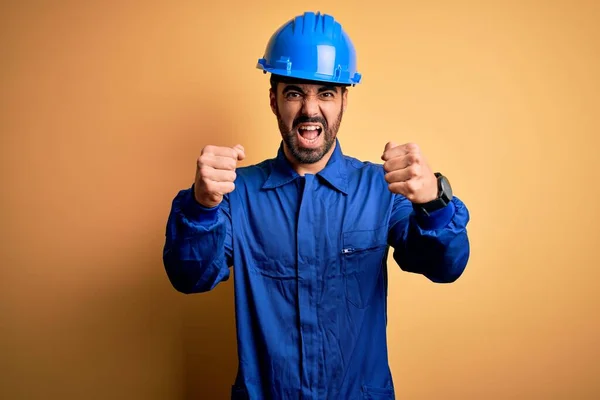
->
[163, 140, 470, 400]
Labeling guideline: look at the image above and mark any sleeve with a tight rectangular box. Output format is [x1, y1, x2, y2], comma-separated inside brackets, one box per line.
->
[162, 185, 233, 293]
[387, 194, 471, 283]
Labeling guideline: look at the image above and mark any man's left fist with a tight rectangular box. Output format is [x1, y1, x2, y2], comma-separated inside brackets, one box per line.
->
[381, 142, 438, 204]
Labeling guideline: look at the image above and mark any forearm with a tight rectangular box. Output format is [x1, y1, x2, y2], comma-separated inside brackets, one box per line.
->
[390, 197, 470, 283]
[162, 187, 232, 293]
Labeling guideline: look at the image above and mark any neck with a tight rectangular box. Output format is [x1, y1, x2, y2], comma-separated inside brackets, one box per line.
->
[284, 141, 336, 176]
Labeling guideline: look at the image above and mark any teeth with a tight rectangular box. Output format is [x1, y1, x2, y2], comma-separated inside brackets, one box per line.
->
[299, 125, 319, 131]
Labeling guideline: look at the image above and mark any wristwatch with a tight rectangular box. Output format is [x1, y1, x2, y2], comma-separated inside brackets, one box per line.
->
[415, 172, 453, 216]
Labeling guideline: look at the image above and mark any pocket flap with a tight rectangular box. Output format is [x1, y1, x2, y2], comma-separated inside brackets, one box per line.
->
[343, 226, 388, 252]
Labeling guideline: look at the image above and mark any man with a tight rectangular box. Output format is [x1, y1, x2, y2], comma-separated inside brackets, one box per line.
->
[163, 11, 470, 400]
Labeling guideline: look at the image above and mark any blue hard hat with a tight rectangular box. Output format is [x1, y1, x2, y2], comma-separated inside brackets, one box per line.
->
[257, 11, 362, 86]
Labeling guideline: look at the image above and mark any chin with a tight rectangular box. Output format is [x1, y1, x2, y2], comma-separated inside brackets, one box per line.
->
[291, 144, 327, 164]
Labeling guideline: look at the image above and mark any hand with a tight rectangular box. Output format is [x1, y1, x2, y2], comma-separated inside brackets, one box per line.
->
[194, 144, 245, 208]
[381, 142, 438, 204]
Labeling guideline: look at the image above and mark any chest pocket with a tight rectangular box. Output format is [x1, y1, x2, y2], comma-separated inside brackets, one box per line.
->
[342, 226, 389, 309]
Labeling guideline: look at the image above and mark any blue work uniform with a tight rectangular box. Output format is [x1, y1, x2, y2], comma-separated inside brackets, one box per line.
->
[163, 139, 470, 400]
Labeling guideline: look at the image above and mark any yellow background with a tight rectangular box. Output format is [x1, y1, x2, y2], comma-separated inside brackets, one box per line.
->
[1, 1, 599, 399]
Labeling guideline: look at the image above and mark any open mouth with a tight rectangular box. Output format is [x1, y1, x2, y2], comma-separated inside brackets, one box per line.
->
[297, 124, 323, 146]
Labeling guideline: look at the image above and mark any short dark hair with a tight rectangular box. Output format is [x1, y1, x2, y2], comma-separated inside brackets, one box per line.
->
[270, 74, 349, 93]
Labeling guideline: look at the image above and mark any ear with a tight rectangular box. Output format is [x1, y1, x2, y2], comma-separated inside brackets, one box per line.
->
[342, 88, 348, 112]
[269, 88, 277, 115]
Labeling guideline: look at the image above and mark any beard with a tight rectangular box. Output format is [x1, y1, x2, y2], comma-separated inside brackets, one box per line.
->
[276, 104, 343, 164]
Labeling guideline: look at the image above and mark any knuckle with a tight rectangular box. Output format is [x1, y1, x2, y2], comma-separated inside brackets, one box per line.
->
[198, 154, 209, 166]
[408, 153, 420, 164]
[406, 142, 419, 152]
[199, 164, 211, 176]
[408, 166, 419, 178]
[201, 145, 215, 155]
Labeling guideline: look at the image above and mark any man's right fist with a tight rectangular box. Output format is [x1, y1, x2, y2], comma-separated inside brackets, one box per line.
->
[194, 144, 245, 208]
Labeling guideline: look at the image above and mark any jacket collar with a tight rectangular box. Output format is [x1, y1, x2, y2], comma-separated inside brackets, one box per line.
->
[262, 139, 348, 194]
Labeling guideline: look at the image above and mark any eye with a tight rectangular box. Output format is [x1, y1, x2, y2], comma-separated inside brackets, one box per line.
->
[285, 92, 302, 99]
[320, 92, 335, 98]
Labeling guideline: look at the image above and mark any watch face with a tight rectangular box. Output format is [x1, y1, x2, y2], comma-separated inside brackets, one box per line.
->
[440, 176, 453, 199]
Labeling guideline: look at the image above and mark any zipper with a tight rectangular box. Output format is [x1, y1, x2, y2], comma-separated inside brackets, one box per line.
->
[341, 248, 355, 254]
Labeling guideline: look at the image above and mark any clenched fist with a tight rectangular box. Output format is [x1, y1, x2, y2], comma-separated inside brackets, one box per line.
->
[381, 142, 438, 204]
[194, 144, 245, 208]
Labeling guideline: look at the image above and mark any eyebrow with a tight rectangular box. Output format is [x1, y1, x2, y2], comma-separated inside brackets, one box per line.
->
[318, 85, 338, 93]
[282, 85, 339, 94]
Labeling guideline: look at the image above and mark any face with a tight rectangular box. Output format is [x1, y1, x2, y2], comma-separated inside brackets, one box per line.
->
[270, 80, 347, 164]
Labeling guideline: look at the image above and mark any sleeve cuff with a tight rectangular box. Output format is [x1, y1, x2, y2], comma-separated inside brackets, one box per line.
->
[412, 199, 456, 230]
[181, 186, 220, 225]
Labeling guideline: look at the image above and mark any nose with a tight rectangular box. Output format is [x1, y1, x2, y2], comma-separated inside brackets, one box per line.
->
[301, 95, 320, 116]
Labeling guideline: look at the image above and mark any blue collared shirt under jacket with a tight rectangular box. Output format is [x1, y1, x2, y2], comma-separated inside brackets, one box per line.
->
[163, 139, 470, 400]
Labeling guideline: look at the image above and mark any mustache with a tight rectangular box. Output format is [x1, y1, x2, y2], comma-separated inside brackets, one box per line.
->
[292, 116, 328, 131]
